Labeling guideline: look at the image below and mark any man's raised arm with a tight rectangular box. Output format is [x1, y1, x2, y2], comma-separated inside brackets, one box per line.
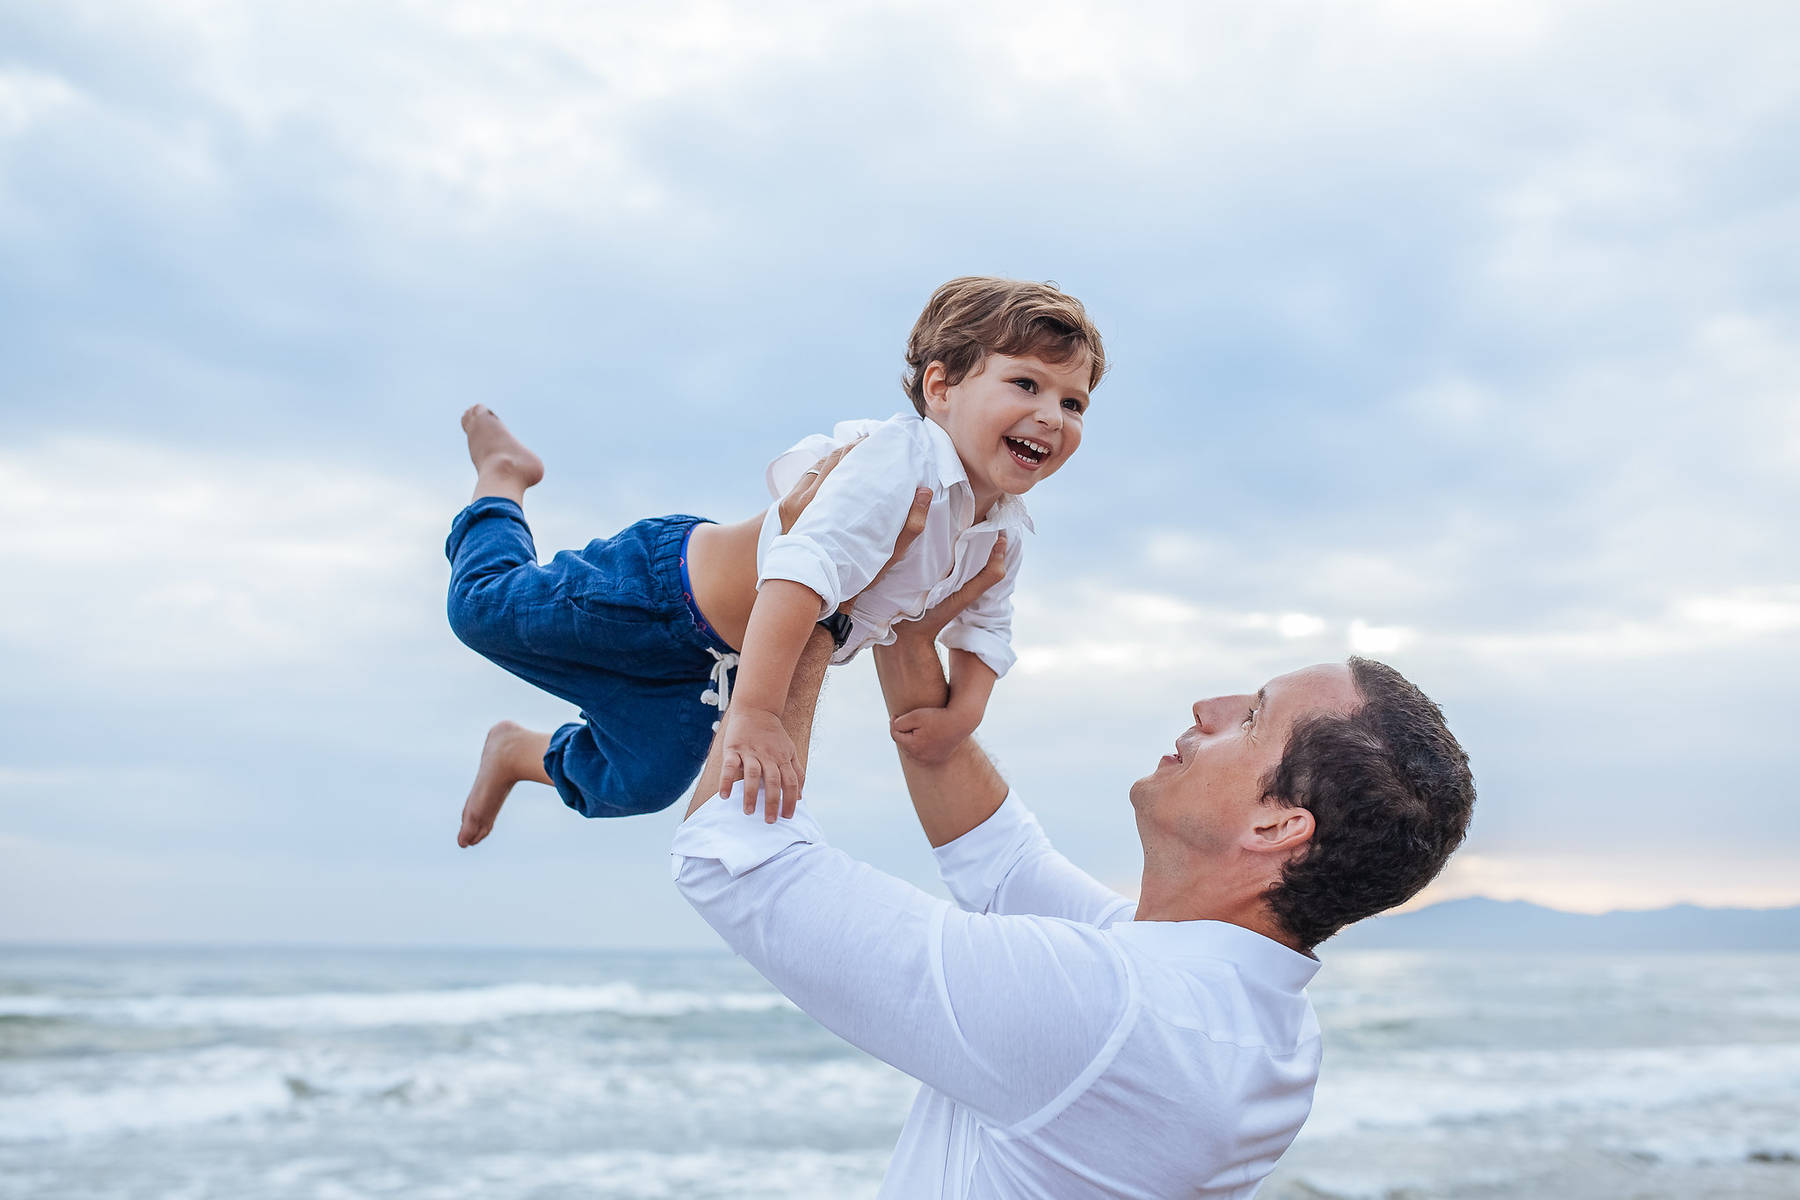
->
[671, 628, 1126, 1134]
[873, 549, 1133, 928]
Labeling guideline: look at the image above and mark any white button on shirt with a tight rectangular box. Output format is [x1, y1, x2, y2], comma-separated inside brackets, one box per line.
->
[757, 412, 1031, 678]
[672, 791, 1324, 1199]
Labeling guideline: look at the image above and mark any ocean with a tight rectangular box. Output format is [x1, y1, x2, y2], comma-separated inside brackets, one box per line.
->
[2, 945, 1796, 1199]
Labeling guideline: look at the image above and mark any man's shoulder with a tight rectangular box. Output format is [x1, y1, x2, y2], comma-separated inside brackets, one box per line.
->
[1105, 923, 1322, 1055]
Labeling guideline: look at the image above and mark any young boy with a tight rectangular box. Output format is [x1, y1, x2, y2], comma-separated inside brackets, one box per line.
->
[445, 276, 1105, 845]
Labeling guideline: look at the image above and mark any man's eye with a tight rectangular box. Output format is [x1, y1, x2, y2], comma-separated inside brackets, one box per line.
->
[1243, 706, 1257, 726]
[1012, 378, 1038, 393]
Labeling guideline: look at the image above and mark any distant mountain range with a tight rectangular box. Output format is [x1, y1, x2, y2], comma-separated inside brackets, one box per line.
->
[1330, 897, 1800, 952]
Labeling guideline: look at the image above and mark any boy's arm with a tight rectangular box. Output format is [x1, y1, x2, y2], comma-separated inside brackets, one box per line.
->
[687, 624, 835, 821]
[720, 445, 935, 822]
[935, 529, 1024, 679]
[872, 546, 1014, 847]
[890, 649, 995, 766]
[717, 579, 826, 820]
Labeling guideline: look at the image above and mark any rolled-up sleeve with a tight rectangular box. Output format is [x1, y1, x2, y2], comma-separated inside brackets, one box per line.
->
[933, 794, 1136, 926]
[758, 421, 926, 617]
[935, 528, 1024, 678]
[673, 789, 1130, 1129]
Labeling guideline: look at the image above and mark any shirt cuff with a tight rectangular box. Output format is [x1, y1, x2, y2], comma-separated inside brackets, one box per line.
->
[936, 620, 1016, 679]
[758, 535, 842, 619]
[931, 792, 1042, 913]
[670, 785, 827, 880]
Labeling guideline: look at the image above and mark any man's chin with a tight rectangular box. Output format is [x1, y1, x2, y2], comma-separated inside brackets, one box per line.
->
[1127, 774, 1156, 811]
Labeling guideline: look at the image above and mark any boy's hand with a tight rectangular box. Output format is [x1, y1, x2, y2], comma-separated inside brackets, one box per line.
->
[891, 703, 983, 765]
[719, 705, 803, 822]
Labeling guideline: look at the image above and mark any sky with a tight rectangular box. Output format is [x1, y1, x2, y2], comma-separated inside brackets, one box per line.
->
[1, 0, 1796, 947]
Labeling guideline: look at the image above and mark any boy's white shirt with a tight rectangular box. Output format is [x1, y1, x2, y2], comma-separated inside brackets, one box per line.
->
[757, 412, 1030, 679]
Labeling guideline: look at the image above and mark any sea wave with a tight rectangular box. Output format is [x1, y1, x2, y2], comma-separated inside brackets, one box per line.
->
[0, 982, 795, 1029]
[0, 1043, 912, 1144]
[1305, 1041, 1800, 1138]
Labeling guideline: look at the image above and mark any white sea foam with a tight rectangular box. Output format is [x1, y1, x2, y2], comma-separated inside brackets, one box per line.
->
[0, 1075, 294, 1141]
[0, 1035, 914, 1144]
[0, 981, 795, 1028]
[1304, 1041, 1800, 1139]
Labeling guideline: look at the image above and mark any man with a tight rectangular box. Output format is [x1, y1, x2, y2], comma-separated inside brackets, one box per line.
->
[671, 467, 1476, 1198]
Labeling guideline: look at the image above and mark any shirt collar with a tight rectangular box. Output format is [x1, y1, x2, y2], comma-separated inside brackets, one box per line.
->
[912, 413, 1037, 534]
[1115, 919, 1321, 994]
[980, 492, 1035, 534]
[914, 413, 970, 491]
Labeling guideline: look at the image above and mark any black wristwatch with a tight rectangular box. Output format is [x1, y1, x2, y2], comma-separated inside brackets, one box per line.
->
[818, 611, 853, 651]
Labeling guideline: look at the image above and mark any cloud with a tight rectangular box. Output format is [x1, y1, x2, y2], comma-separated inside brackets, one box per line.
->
[0, 438, 448, 676]
[2, 0, 1798, 941]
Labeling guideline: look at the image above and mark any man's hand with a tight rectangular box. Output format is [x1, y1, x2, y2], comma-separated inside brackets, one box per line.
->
[778, 436, 933, 601]
[777, 439, 859, 536]
[718, 705, 803, 822]
[895, 532, 1007, 647]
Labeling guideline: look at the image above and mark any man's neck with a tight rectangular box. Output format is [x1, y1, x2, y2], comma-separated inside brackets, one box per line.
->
[1135, 877, 1307, 955]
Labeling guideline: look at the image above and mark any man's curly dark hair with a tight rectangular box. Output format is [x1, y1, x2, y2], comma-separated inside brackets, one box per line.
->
[1259, 657, 1475, 950]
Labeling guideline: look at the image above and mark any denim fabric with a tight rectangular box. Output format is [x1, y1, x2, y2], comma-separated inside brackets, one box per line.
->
[445, 497, 735, 818]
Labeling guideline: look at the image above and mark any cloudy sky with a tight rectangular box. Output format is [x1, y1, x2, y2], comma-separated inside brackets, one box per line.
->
[2, 0, 1796, 947]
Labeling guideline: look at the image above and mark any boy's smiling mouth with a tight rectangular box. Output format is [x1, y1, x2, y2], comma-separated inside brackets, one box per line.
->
[1004, 436, 1051, 468]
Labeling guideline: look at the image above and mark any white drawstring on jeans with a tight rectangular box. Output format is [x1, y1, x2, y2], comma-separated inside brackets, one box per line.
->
[701, 649, 739, 731]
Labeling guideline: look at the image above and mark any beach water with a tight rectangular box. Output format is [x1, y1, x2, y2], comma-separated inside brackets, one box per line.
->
[3, 945, 1796, 1199]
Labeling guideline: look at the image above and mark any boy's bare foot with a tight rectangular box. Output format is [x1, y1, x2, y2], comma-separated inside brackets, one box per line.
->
[462, 405, 546, 505]
[458, 720, 553, 847]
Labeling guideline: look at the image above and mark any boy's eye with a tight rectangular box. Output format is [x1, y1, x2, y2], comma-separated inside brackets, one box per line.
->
[1011, 378, 1038, 393]
[1062, 397, 1086, 413]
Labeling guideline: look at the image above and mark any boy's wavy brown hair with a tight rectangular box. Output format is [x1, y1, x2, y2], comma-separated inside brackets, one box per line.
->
[902, 277, 1107, 417]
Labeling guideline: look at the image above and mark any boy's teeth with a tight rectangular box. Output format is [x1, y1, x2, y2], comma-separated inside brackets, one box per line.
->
[1005, 436, 1049, 461]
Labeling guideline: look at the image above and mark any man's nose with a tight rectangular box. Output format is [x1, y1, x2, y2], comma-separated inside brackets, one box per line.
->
[1192, 694, 1251, 733]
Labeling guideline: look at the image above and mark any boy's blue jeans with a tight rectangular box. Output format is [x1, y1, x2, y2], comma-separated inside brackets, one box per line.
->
[444, 497, 736, 819]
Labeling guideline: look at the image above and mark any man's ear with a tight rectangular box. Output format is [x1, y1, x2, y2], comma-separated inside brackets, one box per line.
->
[921, 361, 951, 415]
[1246, 805, 1313, 856]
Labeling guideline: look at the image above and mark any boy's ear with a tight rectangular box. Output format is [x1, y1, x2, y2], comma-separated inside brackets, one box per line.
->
[921, 361, 952, 415]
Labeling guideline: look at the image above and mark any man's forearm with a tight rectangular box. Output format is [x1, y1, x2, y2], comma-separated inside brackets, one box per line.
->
[686, 627, 834, 820]
[872, 634, 1008, 847]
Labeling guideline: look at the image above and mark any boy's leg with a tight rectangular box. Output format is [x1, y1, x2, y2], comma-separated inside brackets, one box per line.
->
[458, 721, 554, 847]
[445, 407, 612, 707]
[541, 672, 726, 821]
[447, 407, 575, 845]
[445, 409, 733, 837]
[463, 405, 544, 506]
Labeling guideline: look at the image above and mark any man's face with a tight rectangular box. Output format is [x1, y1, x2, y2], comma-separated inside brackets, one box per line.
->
[1130, 664, 1361, 855]
[928, 351, 1090, 508]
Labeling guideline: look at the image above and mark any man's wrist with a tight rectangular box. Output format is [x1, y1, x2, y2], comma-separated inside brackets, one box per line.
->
[817, 611, 853, 651]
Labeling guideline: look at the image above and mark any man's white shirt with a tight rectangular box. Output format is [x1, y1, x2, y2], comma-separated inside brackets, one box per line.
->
[672, 791, 1324, 1199]
[757, 412, 1029, 679]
